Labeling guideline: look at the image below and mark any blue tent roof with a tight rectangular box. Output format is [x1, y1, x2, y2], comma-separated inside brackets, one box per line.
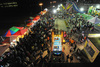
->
[3, 30, 16, 37]
[10, 30, 16, 35]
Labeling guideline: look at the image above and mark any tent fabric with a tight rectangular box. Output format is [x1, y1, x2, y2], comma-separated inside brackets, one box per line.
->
[77, 13, 93, 20]
[27, 23, 34, 26]
[4, 30, 17, 37]
[0, 44, 10, 56]
[6, 30, 11, 37]
[88, 16, 100, 24]
[88, 17, 97, 23]
[10, 30, 16, 35]
[2, 38, 10, 44]
[10, 35, 18, 42]
[3, 27, 20, 37]
[13, 30, 22, 35]
[32, 15, 40, 22]
[15, 27, 24, 30]
[10, 26, 19, 32]
[95, 18, 100, 24]
[13, 29, 28, 35]
[4, 30, 12, 37]
[0, 37, 9, 44]
[33, 18, 38, 21]
[35, 16, 40, 20]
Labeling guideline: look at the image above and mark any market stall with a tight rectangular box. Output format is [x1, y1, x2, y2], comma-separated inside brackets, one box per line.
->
[0, 43, 10, 56]
[3, 26, 20, 37]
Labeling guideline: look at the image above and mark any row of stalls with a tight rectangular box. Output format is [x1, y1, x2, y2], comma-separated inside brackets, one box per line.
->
[0, 8, 48, 57]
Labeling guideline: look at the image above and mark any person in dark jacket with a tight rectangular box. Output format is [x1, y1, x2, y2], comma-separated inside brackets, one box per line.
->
[70, 55, 73, 63]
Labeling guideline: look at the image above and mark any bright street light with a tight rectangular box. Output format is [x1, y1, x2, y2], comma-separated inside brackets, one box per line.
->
[80, 7, 84, 11]
[96, 5, 100, 9]
[39, 3, 43, 10]
[53, 9, 57, 14]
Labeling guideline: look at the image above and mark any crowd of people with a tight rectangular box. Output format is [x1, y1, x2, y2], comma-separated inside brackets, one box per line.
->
[0, 11, 99, 66]
[62, 14, 97, 62]
[0, 13, 55, 67]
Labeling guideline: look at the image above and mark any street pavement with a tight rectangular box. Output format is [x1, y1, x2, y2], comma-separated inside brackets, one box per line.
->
[54, 18, 67, 31]
[40, 15, 100, 63]
[53, 18, 80, 63]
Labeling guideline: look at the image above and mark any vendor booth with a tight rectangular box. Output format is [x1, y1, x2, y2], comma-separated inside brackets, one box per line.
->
[3, 26, 20, 37]
[0, 43, 10, 56]
[32, 15, 40, 23]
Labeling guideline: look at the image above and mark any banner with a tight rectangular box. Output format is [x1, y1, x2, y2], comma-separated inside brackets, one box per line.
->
[67, 4, 72, 10]
[62, 4, 65, 9]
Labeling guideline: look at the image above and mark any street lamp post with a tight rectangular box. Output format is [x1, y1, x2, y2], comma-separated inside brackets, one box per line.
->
[39, 3, 43, 11]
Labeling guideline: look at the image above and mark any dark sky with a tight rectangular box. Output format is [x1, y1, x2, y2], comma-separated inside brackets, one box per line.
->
[0, 0, 59, 16]
[0, 0, 59, 35]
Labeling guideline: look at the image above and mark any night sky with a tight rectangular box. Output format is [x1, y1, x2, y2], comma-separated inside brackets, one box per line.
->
[0, 0, 61, 35]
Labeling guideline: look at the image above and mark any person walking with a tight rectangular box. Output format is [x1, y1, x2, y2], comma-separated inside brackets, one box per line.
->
[66, 54, 69, 62]
[70, 55, 73, 63]
[71, 39, 74, 46]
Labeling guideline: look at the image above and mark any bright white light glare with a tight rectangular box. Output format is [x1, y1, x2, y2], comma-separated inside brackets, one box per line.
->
[13, 39, 16, 42]
[96, 5, 100, 9]
[10, 42, 13, 45]
[60, 4, 62, 6]
[53, 6, 55, 7]
[80, 8, 84, 11]
[77, 0, 78, 2]
[53, 9, 57, 14]
[57, 8, 60, 11]
[88, 34, 100, 37]
[44, 8, 48, 11]
[58, 5, 60, 8]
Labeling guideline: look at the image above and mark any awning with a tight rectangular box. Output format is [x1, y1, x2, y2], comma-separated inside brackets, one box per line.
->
[13, 29, 28, 35]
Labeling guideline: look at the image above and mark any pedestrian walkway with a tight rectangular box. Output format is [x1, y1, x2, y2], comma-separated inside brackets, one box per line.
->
[54, 19, 67, 31]
[62, 43, 80, 63]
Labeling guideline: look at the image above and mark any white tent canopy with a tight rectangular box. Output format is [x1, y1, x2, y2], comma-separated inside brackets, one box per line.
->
[88, 16, 100, 24]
